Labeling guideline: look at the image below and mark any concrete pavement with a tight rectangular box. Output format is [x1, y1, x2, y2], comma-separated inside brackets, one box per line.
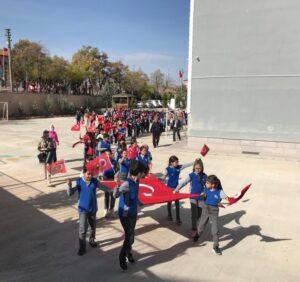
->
[0, 117, 299, 281]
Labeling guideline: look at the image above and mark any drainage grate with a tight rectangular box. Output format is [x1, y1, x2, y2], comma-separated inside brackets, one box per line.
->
[242, 151, 260, 155]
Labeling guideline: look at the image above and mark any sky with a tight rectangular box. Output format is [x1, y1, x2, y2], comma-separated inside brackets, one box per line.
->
[0, 0, 190, 83]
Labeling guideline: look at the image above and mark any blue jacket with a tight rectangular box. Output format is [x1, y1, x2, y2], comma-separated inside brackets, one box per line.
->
[166, 165, 182, 189]
[68, 177, 99, 213]
[137, 154, 150, 169]
[204, 188, 222, 207]
[119, 158, 130, 175]
[118, 178, 139, 217]
[189, 172, 207, 200]
[97, 140, 111, 155]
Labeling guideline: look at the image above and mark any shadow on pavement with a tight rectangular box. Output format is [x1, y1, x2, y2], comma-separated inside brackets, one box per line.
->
[0, 186, 291, 281]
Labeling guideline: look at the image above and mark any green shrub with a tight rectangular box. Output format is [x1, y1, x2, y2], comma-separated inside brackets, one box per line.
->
[31, 100, 39, 116]
[67, 101, 75, 115]
[56, 96, 68, 114]
[17, 102, 25, 117]
[44, 96, 55, 116]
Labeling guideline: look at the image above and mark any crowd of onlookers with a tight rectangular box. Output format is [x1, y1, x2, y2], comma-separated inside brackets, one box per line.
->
[75, 107, 187, 139]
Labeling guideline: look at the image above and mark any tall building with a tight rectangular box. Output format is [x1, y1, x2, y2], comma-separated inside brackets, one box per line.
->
[187, 0, 300, 159]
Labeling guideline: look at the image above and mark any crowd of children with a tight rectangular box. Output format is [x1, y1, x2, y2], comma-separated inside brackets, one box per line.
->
[38, 108, 230, 271]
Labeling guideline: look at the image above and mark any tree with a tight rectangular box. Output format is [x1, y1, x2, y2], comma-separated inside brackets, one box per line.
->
[46, 56, 69, 84]
[11, 39, 48, 87]
[123, 69, 149, 99]
[102, 79, 118, 108]
[163, 74, 173, 90]
[150, 69, 164, 93]
[140, 85, 156, 101]
[71, 46, 108, 94]
[106, 61, 128, 92]
[66, 64, 84, 94]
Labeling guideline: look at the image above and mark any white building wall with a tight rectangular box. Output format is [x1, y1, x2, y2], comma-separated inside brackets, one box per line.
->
[188, 0, 300, 158]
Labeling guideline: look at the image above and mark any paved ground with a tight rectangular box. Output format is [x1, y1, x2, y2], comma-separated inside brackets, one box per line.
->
[0, 117, 299, 282]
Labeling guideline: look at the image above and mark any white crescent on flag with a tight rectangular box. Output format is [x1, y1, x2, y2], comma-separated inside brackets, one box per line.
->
[139, 183, 155, 197]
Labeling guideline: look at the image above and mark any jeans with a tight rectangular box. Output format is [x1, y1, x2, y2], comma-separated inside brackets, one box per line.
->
[79, 212, 96, 251]
[173, 129, 181, 141]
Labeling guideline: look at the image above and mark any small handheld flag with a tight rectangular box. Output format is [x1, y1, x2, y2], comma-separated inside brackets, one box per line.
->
[71, 124, 80, 131]
[200, 144, 210, 157]
[47, 160, 67, 175]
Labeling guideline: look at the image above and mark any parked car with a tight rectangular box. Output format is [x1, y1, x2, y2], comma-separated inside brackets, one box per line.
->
[136, 101, 144, 108]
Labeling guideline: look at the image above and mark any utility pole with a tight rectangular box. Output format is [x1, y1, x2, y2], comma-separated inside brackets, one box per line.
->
[0, 34, 5, 86]
[5, 28, 12, 92]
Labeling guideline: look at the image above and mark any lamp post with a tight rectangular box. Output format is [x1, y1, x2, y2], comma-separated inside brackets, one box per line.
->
[5, 28, 12, 92]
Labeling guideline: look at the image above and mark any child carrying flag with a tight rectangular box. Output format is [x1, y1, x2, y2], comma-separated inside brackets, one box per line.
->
[162, 155, 190, 225]
[175, 158, 207, 237]
[118, 149, 131, 180]
[113, 160, 146, 271]
[136, 145, 151, 174]
[66, 168, 102, 256]
[102, 150, 118, 218]
[194, 175, 229, 255]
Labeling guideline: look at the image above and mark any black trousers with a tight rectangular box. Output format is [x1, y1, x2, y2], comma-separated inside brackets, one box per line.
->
[152, 132, 160, 148]
[191, 202, 202, 231]
[45, 149, 56, 164]
[173, 129, 181, 141]
[167, 200, 180, 220]
[119, 215, 137, 262]
[104, 191, 115, 210]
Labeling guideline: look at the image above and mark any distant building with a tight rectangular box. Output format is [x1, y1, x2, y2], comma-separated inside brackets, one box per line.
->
[187, 0, 300, 159]
[0, 48, 8, 86]
[112, 93, 135, 109]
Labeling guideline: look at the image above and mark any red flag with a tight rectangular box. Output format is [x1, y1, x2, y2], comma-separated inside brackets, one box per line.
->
[101, 180, 121, 190]
[127, 145, 139, 160]
[179, 70, 183, 78]
[87, 125, 95, 133]
[86, 147, 94, 156]
[85, 158, 99, 176]
[85, 153, 112, 176]
[98, 153, 112, 172]
[101, 174, 198, 205]
[227, 184, 252, 205]
[71, 124, 80, 131]
[200, 144, 210, 157]
[47, 160, 66, 175]
[97, 115, 104, 124]
[139, 174, 197, 205]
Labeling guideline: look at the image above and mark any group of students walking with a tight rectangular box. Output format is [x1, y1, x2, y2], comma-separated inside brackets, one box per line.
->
[37, 109, 227, 272]
[66, 135, 228, 271]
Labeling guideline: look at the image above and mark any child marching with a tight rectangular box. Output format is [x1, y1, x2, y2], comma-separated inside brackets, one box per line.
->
[162, 155, 183, 225]
[102, 149, 118, 218]
[175, 158, 207, 236]
[66, 168, 101, 256]
[194, 175, 229, 255]
[113, 160, 146, 271]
